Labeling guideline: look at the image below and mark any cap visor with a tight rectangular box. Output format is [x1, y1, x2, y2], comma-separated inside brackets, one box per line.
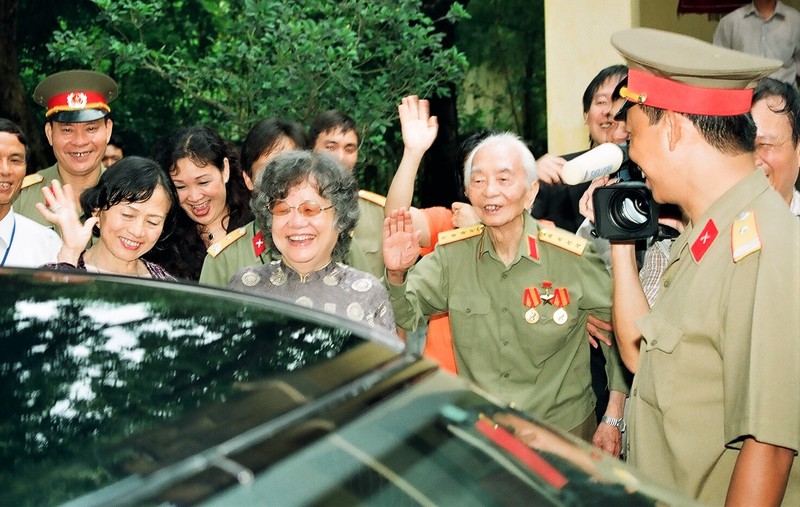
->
[614, 101, 633, 121]
[50, 109, 108, 123]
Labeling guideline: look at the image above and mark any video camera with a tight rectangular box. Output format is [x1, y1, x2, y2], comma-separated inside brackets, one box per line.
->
[561, 142, 659, 241]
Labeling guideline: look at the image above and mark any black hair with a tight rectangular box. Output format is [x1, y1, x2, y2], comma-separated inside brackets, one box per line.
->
[308, 110, 359, 146]
[147, 125, 254, 280]
[107, 132, 126, 152]
[240, 119, 309, 178]
[640, 105, 756, 155]
[582, 65, 628, 114]
[0, 118, 30, 161]
[753, 77, 800, 146]
[80, 156, 179, 242]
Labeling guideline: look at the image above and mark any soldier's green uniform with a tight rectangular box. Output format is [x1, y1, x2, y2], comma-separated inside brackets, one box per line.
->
[14, 165, 62, 227]
[388, 214, 628, 432]
[610, 28, 799, 505]
[352, 191, 386, 278]
[199, 220, 370, 287]
[628, 170, 800, 505]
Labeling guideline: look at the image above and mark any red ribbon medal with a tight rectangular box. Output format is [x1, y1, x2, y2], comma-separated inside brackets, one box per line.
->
[552, 287, 570, 325]
[523, 287, 542, 324]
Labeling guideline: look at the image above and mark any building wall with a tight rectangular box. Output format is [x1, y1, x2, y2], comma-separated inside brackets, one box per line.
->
[544, 0, 800, 155]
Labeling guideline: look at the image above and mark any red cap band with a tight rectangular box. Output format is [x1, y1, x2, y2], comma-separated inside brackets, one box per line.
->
[45, 90, 110, 118]
[626, 68, 753, 116]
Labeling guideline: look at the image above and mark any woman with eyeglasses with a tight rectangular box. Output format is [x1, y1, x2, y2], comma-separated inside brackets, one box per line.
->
[227, 150, 396, 333]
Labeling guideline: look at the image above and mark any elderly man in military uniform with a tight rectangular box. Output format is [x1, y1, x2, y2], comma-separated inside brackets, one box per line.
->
[609, 28, 799, 505]
[14, 70, 116, 227]
[383, 132, 629, 456]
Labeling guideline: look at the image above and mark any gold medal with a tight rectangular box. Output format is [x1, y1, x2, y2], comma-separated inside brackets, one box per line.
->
[525, 308, 540, 324]
[553, 307, 568, 325]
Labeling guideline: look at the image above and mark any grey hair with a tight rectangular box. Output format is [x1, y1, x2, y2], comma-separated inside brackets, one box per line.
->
[251, 150, 360, 261]
[463, 132, 538, 188]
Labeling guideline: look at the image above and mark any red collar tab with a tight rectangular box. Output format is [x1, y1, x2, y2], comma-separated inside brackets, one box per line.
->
[527, 234, 539, 260]
[690, 219, 718, 262]
[45, 90, 110, 118]
[253, 230, 267, 257]
[625, 68, 753, 116]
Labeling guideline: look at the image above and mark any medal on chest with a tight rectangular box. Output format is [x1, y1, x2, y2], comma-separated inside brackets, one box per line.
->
[522, 286, 542, 324]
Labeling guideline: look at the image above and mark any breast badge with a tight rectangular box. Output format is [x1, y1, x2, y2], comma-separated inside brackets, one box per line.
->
[241, 270, 260, 287]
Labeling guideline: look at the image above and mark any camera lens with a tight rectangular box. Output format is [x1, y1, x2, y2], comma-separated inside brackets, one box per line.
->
[610, 189, 651, 231]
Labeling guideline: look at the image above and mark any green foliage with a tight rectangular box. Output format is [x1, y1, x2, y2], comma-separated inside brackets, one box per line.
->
[455, 0, 547, 155]
[47, 0, 468, 192]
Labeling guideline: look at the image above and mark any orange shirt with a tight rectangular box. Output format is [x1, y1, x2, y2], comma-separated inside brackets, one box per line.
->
[419, 207, 458, 373]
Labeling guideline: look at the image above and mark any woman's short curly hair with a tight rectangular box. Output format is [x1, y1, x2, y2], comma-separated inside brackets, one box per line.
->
[252, 150, 360, 262]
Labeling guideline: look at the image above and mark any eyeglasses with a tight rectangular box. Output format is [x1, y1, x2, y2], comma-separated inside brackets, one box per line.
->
[268, 200, 334, 217]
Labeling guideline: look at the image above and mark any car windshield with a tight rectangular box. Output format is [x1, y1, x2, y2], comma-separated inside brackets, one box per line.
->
[0, 269, 400, 506]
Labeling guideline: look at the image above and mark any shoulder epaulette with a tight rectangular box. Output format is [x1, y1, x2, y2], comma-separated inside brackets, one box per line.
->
[538, 227, 587, 256]
[206, 227, 247, 258]
[731, 210, 761, 263]
[358, 189, 386, 207]
[21, 174, 44, 189]
[438, 224, 484, 246]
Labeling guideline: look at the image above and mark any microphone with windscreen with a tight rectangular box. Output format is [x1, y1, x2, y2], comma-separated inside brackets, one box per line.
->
[561, 143, 629, 185]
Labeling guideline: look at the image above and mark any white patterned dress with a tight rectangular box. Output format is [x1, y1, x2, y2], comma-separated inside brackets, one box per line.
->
[228, 260, 396, 333]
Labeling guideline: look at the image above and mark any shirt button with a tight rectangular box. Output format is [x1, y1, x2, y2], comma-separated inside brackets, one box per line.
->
[501, 307, 508, 313]
[664, 280, 671, 288]
[501, 273, 508, 280]
[503, 373, 510, 378]
[503, 341, 509, 346]
[466, 308, 471, 314]
[633, 388, 637, 396]
[651, 339, 658, 346]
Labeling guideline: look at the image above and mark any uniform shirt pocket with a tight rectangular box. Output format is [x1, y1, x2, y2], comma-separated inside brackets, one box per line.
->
[635, 313, 684, 409]
[449, 292, 492, 350]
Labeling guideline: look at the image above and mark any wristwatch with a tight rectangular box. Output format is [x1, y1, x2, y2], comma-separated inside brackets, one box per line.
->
[600, 415, 626, 432]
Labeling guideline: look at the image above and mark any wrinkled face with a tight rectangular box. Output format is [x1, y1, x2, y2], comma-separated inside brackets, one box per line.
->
[465, 140, 537, 229]
[171, 157, 229, 227]
[95, 186, 171, 263]
[45, 118, 112, 177]
[244, 136, 298, 190]
[586, 77, 624, 146]
[270, 178, 339, 275]
[751, 97, 800, 203]
[0, 132, 27, 213]
[313, 128, 358, 171]
[102, 144, 123, 168]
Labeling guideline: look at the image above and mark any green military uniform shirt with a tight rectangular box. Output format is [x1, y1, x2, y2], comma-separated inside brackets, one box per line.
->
[14, 164, 61, 227]
[388, 214, 628, 431]
[352, 193, 385, 278]
[628, 170, 800, 505]
[199, 220, 370, 287]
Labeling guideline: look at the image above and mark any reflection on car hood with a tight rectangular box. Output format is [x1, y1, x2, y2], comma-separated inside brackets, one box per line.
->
[0, 268, 407, 506]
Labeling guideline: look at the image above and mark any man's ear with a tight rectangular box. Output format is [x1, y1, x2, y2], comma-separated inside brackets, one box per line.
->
[665, 110, 682, 151]
[44, 122, 54, 146]
[525, 180, 540, 209]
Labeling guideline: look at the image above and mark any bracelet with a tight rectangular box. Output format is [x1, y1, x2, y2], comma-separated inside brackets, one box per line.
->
[600, 415, 626, 432]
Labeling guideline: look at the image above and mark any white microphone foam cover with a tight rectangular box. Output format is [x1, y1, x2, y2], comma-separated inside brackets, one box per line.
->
[561, 143, 624, 185]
